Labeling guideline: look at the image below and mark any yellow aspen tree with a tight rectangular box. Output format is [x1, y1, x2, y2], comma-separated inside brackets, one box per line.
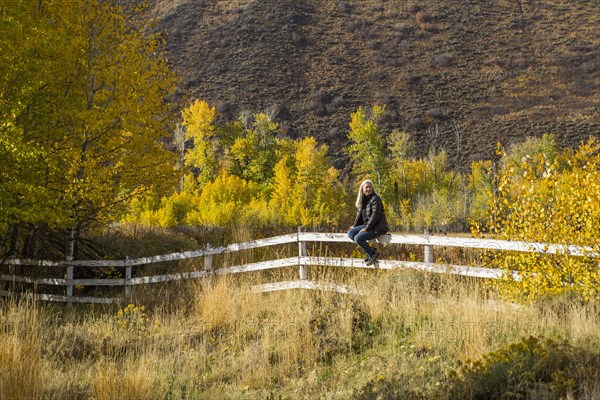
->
[268, 137, 346, 228]
[275, 137, 346, 227]
[229, 113, 279, 185]
[292, 137, 346, 228]
[181, 100, 220, 188]
[488, 137, 600, 302]
[186, 171, 262, 227]
[346, 106, 391, 199]
[0, 1, 65, 245]
[1, 0, 178, 258]
[270, 155, 299, 225]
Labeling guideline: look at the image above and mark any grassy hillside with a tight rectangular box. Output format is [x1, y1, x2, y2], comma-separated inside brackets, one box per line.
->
[151, 0, 600, 168]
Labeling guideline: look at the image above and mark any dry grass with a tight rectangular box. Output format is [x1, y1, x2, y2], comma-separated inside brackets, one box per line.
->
[0, 297, 43, 400]
[4, 224, 598, 398]
[1, 265, 599, 398]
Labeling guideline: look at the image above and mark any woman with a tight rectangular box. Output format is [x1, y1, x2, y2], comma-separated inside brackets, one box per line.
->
[348, 179, 389, 265]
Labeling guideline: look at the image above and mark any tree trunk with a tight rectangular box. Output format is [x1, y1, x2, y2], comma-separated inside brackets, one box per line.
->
[2, 224, 21, 292]
[9, 224, 22, 276]
[65, 228, 77, 261]
[22, 224, 38, 259]
[6, 224, 20, 258]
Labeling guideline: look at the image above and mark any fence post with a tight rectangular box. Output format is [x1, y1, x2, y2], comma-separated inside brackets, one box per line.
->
[65, 228, 76, 304]
[205, 243, 213, 275]
[424, 230, 433, 264]
[7, 258, 16, 295]
[66, 266, 74, 300]
[125, 257, 132, 301]
[298, 226, 307, 280]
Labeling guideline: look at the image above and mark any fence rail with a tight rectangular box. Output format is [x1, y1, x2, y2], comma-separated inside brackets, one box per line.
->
[1, 230, 596, 304]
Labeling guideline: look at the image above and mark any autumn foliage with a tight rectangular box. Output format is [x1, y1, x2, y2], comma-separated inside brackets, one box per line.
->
[128, 100, 347, 229]
[1, 1, 599, 303]
[483, 136, 600, 301]
[0, 0, 178, 258]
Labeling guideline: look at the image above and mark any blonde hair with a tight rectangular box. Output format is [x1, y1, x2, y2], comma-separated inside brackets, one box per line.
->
[355, 179, 375, 208]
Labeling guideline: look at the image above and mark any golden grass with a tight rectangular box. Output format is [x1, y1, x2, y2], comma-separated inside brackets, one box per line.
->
[1, 267, 599, 399]
[0, 297, 43, 400]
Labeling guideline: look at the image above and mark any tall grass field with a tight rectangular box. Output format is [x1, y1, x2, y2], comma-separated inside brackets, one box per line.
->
[2, 263, 599, 399]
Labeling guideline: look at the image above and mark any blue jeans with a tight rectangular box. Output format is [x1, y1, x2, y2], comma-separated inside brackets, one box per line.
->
[348, 225, 380, 257]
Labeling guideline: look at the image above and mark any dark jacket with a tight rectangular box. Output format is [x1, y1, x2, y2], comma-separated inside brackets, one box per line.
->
[353, 193, 389, 233]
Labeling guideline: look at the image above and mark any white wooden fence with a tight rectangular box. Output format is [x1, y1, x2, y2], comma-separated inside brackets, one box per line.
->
[1, 229, 597, 304]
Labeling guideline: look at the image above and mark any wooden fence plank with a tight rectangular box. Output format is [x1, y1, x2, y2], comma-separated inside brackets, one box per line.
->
[130, 271, 208, 285]
[0, 275, 126, 286]
[412, 236, 598, 256]
[0, 290, 118, 304]
[298, 257, 519, 280]
[251, 280, 364, 295]
[298, 232, 599, 257]
[214, 258, 299, 276]
[127, 258, 298, 285]
[218, 234, 298, 254]
[0, 233, 298, 268]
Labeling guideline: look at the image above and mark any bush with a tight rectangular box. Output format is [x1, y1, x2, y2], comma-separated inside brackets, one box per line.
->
[309, 296, 378, 363]
[444, 336, 600, 399]
[486, 136, 600, 302]
[433, 53, 453, 67]
[351, 374, 427, 400]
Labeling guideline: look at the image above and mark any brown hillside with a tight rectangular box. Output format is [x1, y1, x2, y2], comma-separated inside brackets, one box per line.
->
[151, 0, 600, 169]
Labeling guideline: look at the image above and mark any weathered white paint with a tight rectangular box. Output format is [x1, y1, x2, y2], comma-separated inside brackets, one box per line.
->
[298, 257, 519, 280]
[299, 232, 598, 257]
[0, 233, 298, 267]
[0, 290, 117, 304]
[298, 227, 308, 280]
[251, 280, 364, 295]
[125, 265, 132, 300]
[0, 275, 127, 286]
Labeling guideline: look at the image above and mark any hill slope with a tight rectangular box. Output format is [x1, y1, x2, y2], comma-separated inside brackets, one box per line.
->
[151, 0, 600, 169]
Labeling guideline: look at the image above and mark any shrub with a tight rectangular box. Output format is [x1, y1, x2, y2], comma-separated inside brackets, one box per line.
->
[308, 90, 331, 116]
[113, 304, 151, 334]
[351, 374, 427, 400]
[291, 31, 304, 45]
[444, 336, 600, 399]
[186, 171, 264, 227]
[309, 296, 378, 363]
[337, 1, 352, 14]
[424, 108, 448, 122]
[415, 11, 433, 24]
[433, 53, 453, 67]
[485, 136, 600, 302]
